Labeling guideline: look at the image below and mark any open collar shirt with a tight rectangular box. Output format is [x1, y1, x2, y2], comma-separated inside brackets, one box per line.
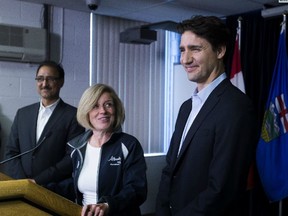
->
[178, 73, 227, 154]
[36, 98, 60, 141]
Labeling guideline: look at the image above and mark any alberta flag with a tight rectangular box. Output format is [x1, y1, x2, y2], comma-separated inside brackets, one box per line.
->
[230, 28, 245, 93]
[256, 23, 288, 202]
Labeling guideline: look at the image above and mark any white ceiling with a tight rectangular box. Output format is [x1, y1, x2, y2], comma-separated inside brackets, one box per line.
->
[18, 0, 282, 23]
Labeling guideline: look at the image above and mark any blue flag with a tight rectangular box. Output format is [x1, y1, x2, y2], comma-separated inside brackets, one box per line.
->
[256, 23, 288, 202]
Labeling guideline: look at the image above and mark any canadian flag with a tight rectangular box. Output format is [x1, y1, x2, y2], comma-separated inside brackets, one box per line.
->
[230, 31, 245, 93]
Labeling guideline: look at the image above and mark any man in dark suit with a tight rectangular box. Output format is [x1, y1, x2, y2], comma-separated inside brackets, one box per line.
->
[4, 61, 84, 199]
[156, 16, 258, 216]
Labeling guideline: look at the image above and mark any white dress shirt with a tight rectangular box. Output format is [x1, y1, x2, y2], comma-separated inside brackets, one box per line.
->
[36, 99, 59, 141]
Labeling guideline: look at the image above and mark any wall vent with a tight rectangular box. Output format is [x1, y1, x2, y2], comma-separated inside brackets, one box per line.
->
[0, 24, 47, 63]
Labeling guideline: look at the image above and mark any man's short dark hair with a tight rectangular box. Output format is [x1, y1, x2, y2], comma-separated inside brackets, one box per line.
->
[177, 15, 231, 53]
[36, 61, 65, 79]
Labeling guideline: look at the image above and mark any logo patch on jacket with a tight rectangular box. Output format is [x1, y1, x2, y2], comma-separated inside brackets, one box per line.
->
[108, 156, 122, 166]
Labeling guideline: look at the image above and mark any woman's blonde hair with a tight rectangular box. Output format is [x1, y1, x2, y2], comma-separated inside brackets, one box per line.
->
[77, 83, 125, 131]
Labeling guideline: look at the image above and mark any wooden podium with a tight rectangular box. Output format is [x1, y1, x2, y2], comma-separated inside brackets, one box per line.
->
[0, 173, 82, 216]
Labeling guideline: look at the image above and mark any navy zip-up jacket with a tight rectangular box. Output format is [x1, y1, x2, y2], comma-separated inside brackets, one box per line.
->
[68, 130, 147, 216]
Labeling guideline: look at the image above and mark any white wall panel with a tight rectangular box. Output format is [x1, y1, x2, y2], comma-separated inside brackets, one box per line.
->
[92, 16, 166, 153]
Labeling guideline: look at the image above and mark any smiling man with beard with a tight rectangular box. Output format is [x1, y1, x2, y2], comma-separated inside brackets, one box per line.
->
[3, 61, 84, 200]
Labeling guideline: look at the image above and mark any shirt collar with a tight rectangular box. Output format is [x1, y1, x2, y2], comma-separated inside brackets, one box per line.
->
[192, 73, 227, 103]
[39, 98, 60, 111]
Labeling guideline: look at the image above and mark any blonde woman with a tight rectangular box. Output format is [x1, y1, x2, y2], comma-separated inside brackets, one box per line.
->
[68, 84, 147, 216]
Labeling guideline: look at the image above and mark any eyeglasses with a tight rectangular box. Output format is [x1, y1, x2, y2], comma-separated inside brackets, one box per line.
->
[35, 76, 61, 83]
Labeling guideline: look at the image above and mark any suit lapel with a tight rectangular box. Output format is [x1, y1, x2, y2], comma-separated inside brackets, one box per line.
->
[175, 79, 229, 165]
[170, 99, 192, 167]
[174, 99, 192, 147]
[31, 103, 40, 147]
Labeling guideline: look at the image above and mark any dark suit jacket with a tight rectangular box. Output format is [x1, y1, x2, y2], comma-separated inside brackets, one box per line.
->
[4, 99, 84, 186]
[156, 79, 258, 216]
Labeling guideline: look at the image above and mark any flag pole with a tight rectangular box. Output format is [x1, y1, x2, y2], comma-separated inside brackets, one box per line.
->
[279, 200, 282, 216]
[237, 17, 242, 49]
[278, 11, 286, 216]
[283, 12, 286, 36]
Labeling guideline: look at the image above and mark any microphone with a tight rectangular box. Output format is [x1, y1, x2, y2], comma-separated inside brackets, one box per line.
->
[0, 132, 52, 165]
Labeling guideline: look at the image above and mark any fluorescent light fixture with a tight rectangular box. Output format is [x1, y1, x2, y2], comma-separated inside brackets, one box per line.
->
[262, 5, 288, 18]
